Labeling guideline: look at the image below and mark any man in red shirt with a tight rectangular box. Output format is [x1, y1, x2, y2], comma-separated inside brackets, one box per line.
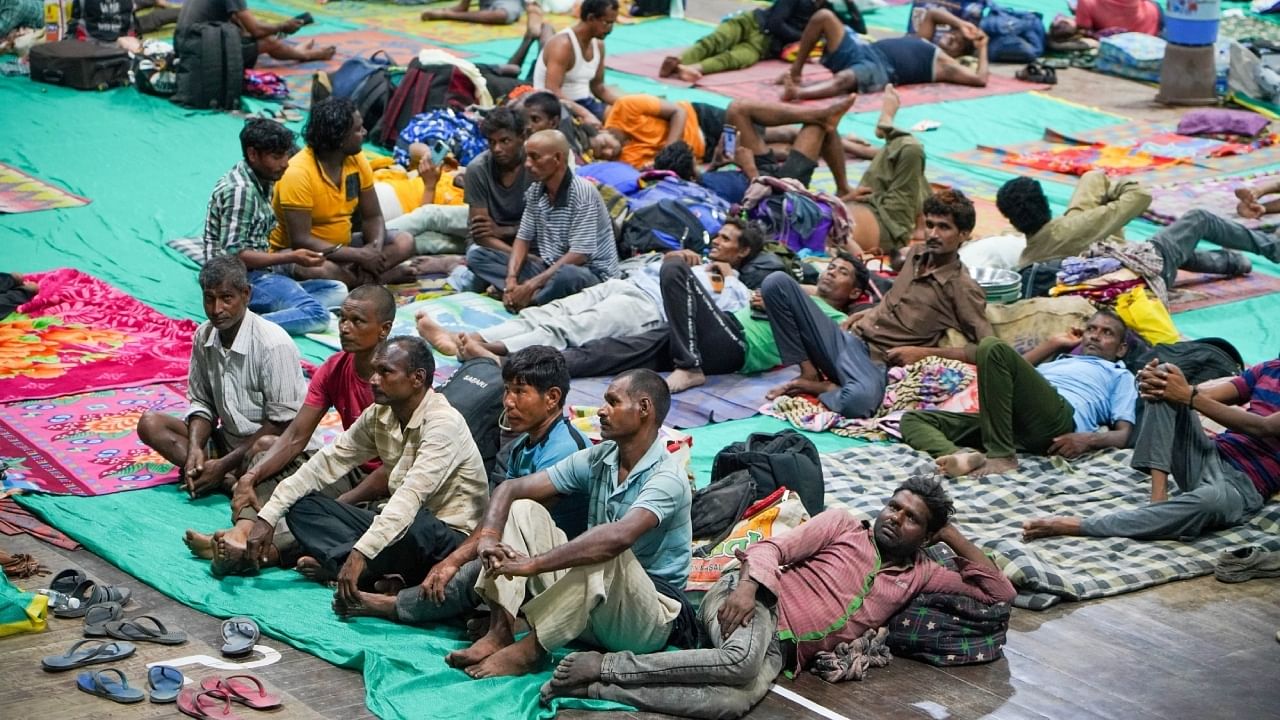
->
[541, 475, 1015, 718]
[183, 284, 396, 575]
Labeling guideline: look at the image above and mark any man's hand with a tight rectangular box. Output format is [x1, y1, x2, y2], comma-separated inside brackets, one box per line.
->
[182, 446, 206, 496]
[418, 154, 442, 186]
[750, 290, 765, 312]
[885, 346, 932, 367]
[840, 308, 870, 332]
[335, 550, 368, 607]
[717, 575, 758, 639]
[846, 186, 874, 203]
[244, 518, 276, 571]
[420, 562, 459, 604]
[354, 246, 385, 274]
[488, 552, 538, 578]
[280, 17, 304, 34]
[230, 475, 263, 517]
[186, 457, 229, 499]
[290, 248, 326, 268]
[471, 215, 497, 242]
[503, 282, 538, 312]
[1047, 432, 1095, 459]
[973, 33, 989, 53]
[1049, 327, 1084, 351]
[1138, 361, 1193, 405]
[670, 249, 702, 267]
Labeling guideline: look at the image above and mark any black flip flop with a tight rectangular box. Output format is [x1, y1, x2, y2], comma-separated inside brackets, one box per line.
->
[83, 601, 123, 637]
[220, 616, 259, 658]
[41, 639, 136, 672]
[53, 580, 132, 619]
[47, 568, 86, 595]
[105, 615, 188, 645]
[1016, 62, 1058, 85]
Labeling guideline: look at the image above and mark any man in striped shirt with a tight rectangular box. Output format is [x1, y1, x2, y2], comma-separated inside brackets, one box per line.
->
[465, 129, 619, 312]
[1024, 358, 1280, 541]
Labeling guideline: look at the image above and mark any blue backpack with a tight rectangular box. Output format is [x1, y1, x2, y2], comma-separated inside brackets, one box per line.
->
[627, 176, 730, 236]
[980, 3, 1045, 63]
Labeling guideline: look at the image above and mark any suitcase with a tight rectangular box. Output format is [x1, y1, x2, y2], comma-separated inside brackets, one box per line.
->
[29, 40, 131, 91]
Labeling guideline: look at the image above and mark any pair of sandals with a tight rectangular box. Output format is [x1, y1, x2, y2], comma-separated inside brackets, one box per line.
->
[83, 602, 188, 644]
[74, 665, 184, 704]
[1016, 62, 1059, 85]
[45, 569, 132, 619]
[178, 675, 282, 720]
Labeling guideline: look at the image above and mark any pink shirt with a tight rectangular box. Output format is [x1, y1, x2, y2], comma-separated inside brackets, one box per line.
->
[745, 509, 1016, 671]
[1076, 0, 1161, 36]
[305, 351, 374, 428]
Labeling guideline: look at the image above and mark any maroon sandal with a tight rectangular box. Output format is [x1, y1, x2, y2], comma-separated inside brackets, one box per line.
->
[176, 688, 243, 720]
[199, 675, 282, 710]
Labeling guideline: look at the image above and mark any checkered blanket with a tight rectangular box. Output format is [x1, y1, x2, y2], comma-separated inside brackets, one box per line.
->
[822, 443, 1280, 609]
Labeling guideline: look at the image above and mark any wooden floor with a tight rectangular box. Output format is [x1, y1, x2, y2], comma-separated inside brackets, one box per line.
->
[2, 532, 1277, 720]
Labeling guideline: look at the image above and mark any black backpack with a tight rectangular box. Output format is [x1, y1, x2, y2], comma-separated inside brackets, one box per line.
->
[711, 430, 824, 517]
[327, 51, 396, 133]
[436, 358, 504, 474]
[171, 22, 242, 110]
[376, 60, 477, 148]
[619, 200, 708, 258]
[690, 469, 757, 552]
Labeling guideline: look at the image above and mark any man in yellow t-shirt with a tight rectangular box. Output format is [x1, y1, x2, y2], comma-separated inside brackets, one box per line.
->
[268, 98, 421, 286]
[590, 94, 708, 170]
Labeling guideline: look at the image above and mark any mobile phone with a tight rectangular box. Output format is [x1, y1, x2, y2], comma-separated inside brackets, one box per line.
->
[430, 140, 450, 165]
[722, 124, 737, 157]
[294, 12, 315, 25]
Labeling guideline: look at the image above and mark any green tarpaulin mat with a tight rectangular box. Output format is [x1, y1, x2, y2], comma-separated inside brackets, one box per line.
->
[15, 487, 627, 720]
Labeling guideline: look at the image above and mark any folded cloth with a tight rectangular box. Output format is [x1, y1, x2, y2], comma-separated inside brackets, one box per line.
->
[810, 627, 892, 683]
[1057, 256, 1122, 285]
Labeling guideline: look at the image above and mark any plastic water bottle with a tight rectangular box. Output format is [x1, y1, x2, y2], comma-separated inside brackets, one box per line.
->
[670, 0, 684, 19]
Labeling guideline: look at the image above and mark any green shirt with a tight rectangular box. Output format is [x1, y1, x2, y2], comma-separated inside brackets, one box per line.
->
[736, 297, 848, 374]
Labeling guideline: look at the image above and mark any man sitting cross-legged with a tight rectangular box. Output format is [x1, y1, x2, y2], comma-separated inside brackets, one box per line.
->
[268, 98, 424, 287]
[444, 369, 692, 679]
[137, 255, 308, 500]
[763, 189, 991, 419]
[182, 285, 397, 576]
[204, 118, 348, 337]
[542, 476, 1016, 718]
[465, 129, 619, 312]
[240, 337, 488, 605]
[1024, 357, 1280, 542]
[779, 5, 989, 102]
[333, 346, 592, 623]
[175, 0, 334, 68]
[901, 311, 1137, 478]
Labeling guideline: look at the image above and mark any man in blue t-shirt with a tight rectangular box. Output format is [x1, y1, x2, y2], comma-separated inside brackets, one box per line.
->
[333, 346, 591, 624]
[445, 369, 692, 680]
[901, 310, 1137, 478]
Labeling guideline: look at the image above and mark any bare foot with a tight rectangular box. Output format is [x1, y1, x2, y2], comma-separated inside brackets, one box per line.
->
[780, 74, 800, 101]
[765, 380, 797, 401]
[211, 527, 254, 577]
[416, 310, 459, 356]
[296, 556, 335, 583]
[408, 255, 464, 275]
[421, 9, 447, 20]
[821, 94, 857, 133]
[935, 451, 987, 478]
[1022, 516, 1083, 540]
[549, 651, 603, 691]
[333, 589, 398, 619]
[381, 262, 421, 285]
[970, 455, 1019, 479]
[525, 1, 543, 36]
[446, 623, 514, 668]
[456, 332, 501, 362]
[658, 55, 679, 78]
[1236, 187, 1266, 219]
[465, 634, 545, 678]
[666, 367, 705, 394]
[674, 64, 702, 84]
[306, 45, 337, 62]
[875, 84, 901, 138]
[184, 529, 214, 559]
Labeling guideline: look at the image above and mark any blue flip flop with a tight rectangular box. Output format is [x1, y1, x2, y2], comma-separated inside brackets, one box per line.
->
[76, 668, 146, 704]
[148, 665, 184, 703]
[220, 616, 259, 658]
[42, 639, 136, 672]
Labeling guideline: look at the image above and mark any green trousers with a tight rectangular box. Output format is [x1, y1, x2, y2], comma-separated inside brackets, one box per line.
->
[899, 337, 1076, 459]
[859, 128, 929, 252]
[680, 13, 770, 75]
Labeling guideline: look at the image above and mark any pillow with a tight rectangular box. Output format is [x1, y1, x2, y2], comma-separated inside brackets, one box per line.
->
[576, 161, 641, 195]
[1176, 109, 1270, 138]
[886, 591, 1011, 666]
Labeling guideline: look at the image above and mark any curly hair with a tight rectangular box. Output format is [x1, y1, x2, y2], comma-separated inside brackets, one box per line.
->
[922, 188, 976, 234]
[581, 0, 618, 20]
[239, 118, 294, 159]
[653, 141, 696, 181]
[833, 249, 871, 294]
[480, 105, 527, 140]
[304, 97, 358, 153]
[995, 176, 1051, 236]
[894, 475, 955, 534]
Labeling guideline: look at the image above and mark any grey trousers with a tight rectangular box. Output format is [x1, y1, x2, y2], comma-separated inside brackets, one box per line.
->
[1082, 398, 1264, 540]
[479, 279, 662, 352]
[572, 572, 784, 720]
[394, 558, 484, 624]
[1148, 208, 1280, 287]
[760, 272, 886, 418]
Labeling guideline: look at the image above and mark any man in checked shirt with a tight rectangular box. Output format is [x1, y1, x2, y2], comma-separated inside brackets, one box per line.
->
[542, 475, 1015, 719]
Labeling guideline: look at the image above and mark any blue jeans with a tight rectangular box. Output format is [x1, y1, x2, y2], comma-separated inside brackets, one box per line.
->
[249, 271, 347, 336]
[464, 245, 601, 305]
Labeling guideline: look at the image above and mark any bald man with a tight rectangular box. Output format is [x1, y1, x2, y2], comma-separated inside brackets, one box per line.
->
[466, 130, 620, 311]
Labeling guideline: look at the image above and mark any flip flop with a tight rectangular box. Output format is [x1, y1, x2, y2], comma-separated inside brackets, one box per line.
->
[148, 665, 184, 703]
[220, 616, 259, 658]
[76, 668, 146, 704]
[200, 675, 282, 710]
[105, 615, 188, 645]
[177, 688, 244, 720]
[41, 639, 136, 671]
[83, 601, 123, 637]
[1015, 62, 1058, 85]
[46, 568, 86, 595]
[53, 579, 132, 619]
